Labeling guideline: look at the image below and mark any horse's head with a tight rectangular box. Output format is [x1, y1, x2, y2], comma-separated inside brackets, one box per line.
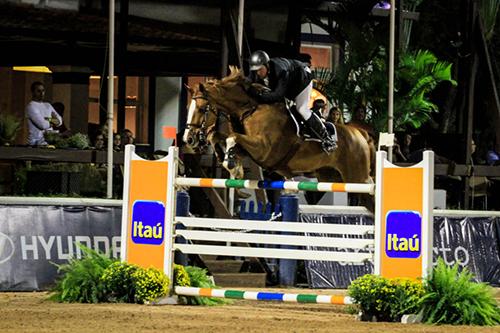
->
[203, 67, 257, 113]
[183, 83, 218, 152]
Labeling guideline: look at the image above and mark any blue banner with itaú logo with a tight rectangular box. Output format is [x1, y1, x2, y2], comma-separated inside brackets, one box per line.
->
[130, 201, 165, 245]
[302, 212, 500, 288]
[385, 211, 422, 258]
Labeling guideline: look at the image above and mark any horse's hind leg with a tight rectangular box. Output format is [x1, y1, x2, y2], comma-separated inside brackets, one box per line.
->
[312, 168, 342, 205]
[336, 164, 374, 212]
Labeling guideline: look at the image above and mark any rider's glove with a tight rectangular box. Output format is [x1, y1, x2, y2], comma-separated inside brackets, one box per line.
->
[247, 86, 261, 99]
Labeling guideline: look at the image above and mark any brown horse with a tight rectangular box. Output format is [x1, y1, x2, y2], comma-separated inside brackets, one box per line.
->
[184, 68, 376, 209]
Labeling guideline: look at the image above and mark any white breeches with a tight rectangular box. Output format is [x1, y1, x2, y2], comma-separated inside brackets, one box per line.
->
[294, 80, 313, 120]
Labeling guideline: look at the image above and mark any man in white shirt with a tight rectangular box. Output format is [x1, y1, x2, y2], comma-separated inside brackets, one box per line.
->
[26, 82, 62, 146]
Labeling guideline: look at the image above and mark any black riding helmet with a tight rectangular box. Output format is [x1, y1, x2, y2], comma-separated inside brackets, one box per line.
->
[249, 50, 270, 71]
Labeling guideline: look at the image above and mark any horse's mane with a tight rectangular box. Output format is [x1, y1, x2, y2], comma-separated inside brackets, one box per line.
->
[203, 66, 257, 109]
[220, 66, 246, 86]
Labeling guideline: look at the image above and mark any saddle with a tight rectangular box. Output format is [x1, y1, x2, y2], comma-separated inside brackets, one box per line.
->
[287, 103, 337, 143]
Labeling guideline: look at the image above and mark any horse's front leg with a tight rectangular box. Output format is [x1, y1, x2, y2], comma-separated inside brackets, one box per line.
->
[222, 136, 240, 171]
[218, 136, 244, 182]
[222, 133, 270, 175]
[208, 131, 227, 163]
[224, 133, 269, 163]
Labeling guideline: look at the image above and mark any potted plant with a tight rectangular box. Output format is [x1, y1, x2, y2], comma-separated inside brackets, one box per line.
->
[0, 113, 21, 146]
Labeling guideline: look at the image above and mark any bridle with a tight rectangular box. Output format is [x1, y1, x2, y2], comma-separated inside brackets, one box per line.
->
[186, 92, 218, 149]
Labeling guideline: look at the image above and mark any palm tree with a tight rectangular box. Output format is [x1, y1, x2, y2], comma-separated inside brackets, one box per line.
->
[384, 50, 457, 131]
[315, 49, 457, 132]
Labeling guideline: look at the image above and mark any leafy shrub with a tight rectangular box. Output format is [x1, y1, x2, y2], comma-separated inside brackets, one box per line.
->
[67, 133, 90, 150]
[0, 113, 21, 145]
[419, 259, 500, 325]
[132, 267, 169, 304]
[101, 261, 139, 303]
[45, 131, 91, 150]
[348, 274, 424, 322]
[174, 264, 191, 287]
[44, 131, 68, 148]
[348, 274, 393, 321]
[182, 266, 230, 306]
[389, 278, 425, 321]
[50, 245, 115, 303]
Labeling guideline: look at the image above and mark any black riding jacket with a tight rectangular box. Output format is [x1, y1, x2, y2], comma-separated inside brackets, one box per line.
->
[249, 57, 312, 103]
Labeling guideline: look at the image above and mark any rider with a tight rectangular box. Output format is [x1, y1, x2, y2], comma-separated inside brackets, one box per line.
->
[246, 50, 337, 153]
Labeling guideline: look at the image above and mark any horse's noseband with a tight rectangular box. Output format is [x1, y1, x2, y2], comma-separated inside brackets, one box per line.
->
[187, 95, 214, 149]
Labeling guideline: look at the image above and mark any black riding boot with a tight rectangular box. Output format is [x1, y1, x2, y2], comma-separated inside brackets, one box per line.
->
[305, 114, 337, 153]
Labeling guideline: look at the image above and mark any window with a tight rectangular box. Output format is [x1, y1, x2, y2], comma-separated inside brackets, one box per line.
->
[88, 76, 149, 143]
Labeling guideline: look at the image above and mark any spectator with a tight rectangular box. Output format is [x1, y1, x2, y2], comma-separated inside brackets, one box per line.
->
[94, 133, 105, 150]
[100, 122, 109, 139]
[486, 140, 500, 166]
[326, 106, 344, 124]
[400, 133, 413, 160]
[121, 129, 135, 148]
[347, 105, 375, 138]
[392, 137, 407, 162]
[311, 99, 326, 119]
[487, 150, 500, 165]
[471, 139, 483, 164]
[113, 133, 121, 151]
[26, 82, 62, 146]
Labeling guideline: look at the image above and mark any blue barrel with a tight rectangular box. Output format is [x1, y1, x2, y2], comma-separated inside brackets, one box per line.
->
[278, 194, 299, 286]
[175, 191, 190, 266]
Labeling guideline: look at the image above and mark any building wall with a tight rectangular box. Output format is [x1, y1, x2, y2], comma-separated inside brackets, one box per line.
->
[154, 77, 181, 151]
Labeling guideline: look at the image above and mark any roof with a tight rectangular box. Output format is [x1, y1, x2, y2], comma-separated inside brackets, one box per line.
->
[0, 1, 381, 76]
[0, 2, 221, 76]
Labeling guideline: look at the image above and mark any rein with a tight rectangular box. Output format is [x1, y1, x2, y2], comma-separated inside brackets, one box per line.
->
[239, 104, 259, 124]
[188, 94, 231, 147]
[187, 94, 217, 129]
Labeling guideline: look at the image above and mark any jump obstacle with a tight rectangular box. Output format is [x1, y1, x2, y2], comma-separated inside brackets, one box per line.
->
[120, 145, 434, 304]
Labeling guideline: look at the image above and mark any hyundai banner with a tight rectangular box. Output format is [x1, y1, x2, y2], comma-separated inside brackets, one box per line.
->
[0, 205, 121, 291]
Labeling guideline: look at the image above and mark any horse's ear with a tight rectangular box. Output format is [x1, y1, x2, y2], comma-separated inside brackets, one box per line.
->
[198, 82, 206, 93]
[230, 66, 244, 78]
[184, 84, 194, 94]
[229, 66, 239, 76]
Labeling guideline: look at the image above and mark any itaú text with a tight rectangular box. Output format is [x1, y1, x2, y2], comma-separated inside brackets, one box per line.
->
[387, 234, 420, 252]
[132, 221, 163, 239]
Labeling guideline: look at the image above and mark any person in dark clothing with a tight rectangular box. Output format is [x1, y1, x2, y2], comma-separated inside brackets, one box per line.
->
[246, 50, 336, 153]
[311, 99, 327, 119]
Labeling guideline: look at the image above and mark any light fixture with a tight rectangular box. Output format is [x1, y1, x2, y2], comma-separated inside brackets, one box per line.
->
[12, 66, 52, 73]
[374, 1, 390, 10]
